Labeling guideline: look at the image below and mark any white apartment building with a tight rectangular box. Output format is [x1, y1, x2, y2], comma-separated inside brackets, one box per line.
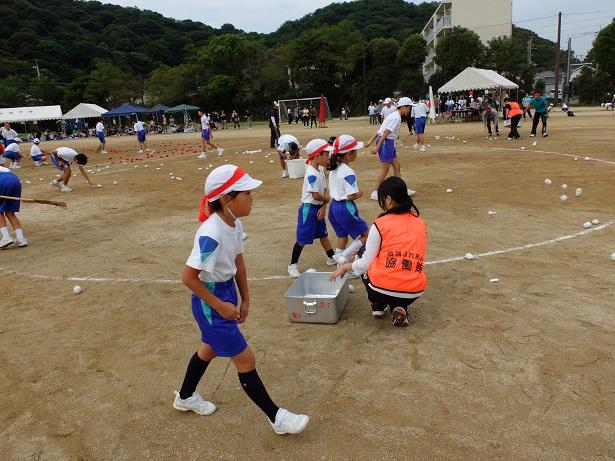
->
[421, 0, 513, 81]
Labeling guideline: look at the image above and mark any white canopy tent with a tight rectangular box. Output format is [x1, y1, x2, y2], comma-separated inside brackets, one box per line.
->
[63, 103, 107, 119]
[0, 105, 63, 123]
[438, 67, 518, 94]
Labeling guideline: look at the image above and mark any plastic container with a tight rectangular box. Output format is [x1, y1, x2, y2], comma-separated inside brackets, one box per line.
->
[287, 159, 306, 179]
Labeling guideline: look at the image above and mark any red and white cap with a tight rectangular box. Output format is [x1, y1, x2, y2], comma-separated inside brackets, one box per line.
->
[198, 164, 262, 222]
[304, 138, 332, 164]
[331, 134, 364, 155]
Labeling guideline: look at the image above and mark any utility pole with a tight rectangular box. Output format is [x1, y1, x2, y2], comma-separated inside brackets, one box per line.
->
[565, 37, 572, 103]
[33, 59, 41, 81]
[527, 36, 533, 66]
[554, 12, 562, 102]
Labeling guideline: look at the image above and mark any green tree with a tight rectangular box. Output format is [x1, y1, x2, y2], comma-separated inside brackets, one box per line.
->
[575, 68, 609, 104]
[588, 18, 615, 87]
[83, 61, 139, 106]
[396, 34, 427, 96]
[485, 36, 524, 77]
[365, 37, 400, 99]
[146, 64, 197, 106]
[434, 27, 484, 81]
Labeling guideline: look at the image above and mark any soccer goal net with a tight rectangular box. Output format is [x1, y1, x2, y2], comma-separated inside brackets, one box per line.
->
[278, 97, 331, 122]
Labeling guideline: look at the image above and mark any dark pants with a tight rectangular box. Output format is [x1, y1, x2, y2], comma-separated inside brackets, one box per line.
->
[310, 116, 317, 128]
[269, 124, 280, 148]
[361, 273, 418, 312]
[407, 117, 415, 134]
[523, 108, 532, 119]
[508, 114, 522, 139]
[531, 112, 548, 135]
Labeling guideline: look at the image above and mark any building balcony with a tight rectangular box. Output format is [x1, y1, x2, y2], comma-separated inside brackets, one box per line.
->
[425, 49, 435, 64]
[424, 28, 435, 44]
[435, 15, 452, 35]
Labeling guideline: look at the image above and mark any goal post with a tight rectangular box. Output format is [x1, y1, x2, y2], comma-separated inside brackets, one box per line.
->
[278, 96, 331, 122]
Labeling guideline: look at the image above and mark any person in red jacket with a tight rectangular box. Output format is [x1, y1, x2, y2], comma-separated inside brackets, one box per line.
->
[331, 176, 427, 326]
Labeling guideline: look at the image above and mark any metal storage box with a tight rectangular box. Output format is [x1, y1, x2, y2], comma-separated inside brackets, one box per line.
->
[284, 271, 350, 324]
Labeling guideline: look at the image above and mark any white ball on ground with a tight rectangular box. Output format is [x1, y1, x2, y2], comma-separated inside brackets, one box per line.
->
[348, 284, 355, 293]
[575, 188, 582, 197]
[489, 278, 500, 283]
[544, 179, 552, 185]
[113, 181, 118, 185]
[584, 157, 591, 161]
[521, 147, 526, 150]
[611, 252, 615, 261]
[73, 285, 82, 294]
[242, 232, 247, 240]
[464, 253, 476, 260]
[583, 221, 592, 229]
[25, 180, 31, 185]
[573, 157, 579, 161]
[96, 184, 102, 188]
[560, 195, 568, 202]
[532, 141, 537, 146]
[488, 210, 497, 215]
[446, 188, 453, 193]
[269, 160, 274, 164]
[171, 176, 175, 180]
[561, 184, 568, 190]
[592, 219, 600, 225]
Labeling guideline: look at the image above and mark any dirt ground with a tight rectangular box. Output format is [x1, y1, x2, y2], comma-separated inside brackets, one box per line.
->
[2, 108, 615, 460]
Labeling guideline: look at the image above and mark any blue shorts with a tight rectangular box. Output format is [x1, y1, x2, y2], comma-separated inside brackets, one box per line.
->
[201, 129, 211, 141]
[296, 203, 328, 245]
[328, 200, 368, 239]
[51, 155, 69, 171]
[415, 117, 427, 134]
[377, 137, 396, 163]
[191, 279, 247, 357]
[97, 132, 105, 143]
[31, 155, 42, 162]
[0, 172, 22, 212]
[4, 151, 21, 161]
[137, 131, 146, 143]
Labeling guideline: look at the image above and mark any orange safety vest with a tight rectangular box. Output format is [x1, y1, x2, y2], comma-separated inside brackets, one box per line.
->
[507, 101, 523, 118]
[367, 212, 427, 295]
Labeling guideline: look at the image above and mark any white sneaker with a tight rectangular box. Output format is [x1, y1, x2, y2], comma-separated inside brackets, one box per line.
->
[137, 150, 144, 154]
[33, 161, 41, 167]
[333, 254, 348, 265]
[50, 180, 61, 188]
[0, 235, 14, 248]
[419, 145, 426, 152]
[370, 190, 378, 201]
[288, 264, 301, 278]
[412, 143, 419, 150]
[281, 170, 289, 178]
[529, 134, 536, 137]
[270, 408, 309, 435]
[16, 237, 28, 247]
[173, 391, 216, 416]
[197, 152, 207, 159]
[10, 164, 21, 169]
[61, 185, 73, 193]
[217, 148, 224, 157]
[325, 257, 337, 266]
[101, 150, 108, 154]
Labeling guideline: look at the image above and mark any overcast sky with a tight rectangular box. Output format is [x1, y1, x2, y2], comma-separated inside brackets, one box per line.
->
[102, 0, 614, 57]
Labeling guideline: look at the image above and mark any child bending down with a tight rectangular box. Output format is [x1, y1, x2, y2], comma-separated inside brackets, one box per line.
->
[174, 164, 309, 435]
[331, 176, 427, 326]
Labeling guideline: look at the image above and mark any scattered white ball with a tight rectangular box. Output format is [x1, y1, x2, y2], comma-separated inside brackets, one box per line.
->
[561, 184, 568, 190]
[208, 164, 213, 168]
[611, 252, 615, 261]
[489, 278, 500, 283]
[446, 188, 453, 193]
[462, 140, 467, 143]
[176, 177, 182, 181]
[560, 195, 568, 202]
[25, 180, 32, 185]
[584, 157, 591, 161]
[73, 285, 82, 294]
[573, 157, 579, 161]
[488, 210, 497, 215]
[171, 176, 175, 180]
[96, 184, 102, 188]
[39, 178, 43, 181]
[249, 161, 254, 164]
[591, 219, 599, 225]
[575, 188, 582, 197]
[113, 181, 118, 185]
[464, 253, 476, 260]
[156, 167, 160, 170]
[532, 141, 537, 146]
[168, 173, 173, 176]
[269, 160, 274, 164]
[520, 147, 526, 150]
[583, 221, 592, 229]
[348, 284, 355, 293]
[198, 167, 203, 170]
[544, 179, 552, 185]
[134, 165, 138, 168]
[144, 165, 148, 168]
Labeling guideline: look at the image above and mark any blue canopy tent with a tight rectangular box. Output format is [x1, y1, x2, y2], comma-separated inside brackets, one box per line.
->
[102, 103, 150, 133]
[149, 104, 170, 113]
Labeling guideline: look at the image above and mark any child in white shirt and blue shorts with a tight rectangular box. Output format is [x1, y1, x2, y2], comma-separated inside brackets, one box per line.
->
[0, 166, 28, 248]
[173, 164, 309, 435]
[287, 139, 336, 278]
[327, 135, 369, 268]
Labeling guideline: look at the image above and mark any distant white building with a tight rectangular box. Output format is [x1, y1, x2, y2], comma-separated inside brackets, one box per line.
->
[421, 0, 513, 81]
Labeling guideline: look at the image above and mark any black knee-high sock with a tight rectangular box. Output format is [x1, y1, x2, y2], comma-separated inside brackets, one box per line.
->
[290, 242, 304, 265]
[179, 352, 210, 399]
[238, 369, 279, 422]
[325, 248, 334, 258]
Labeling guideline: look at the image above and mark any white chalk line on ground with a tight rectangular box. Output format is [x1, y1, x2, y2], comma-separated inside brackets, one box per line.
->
[6, 144, 613, 284]
[1, 220, 613, 284]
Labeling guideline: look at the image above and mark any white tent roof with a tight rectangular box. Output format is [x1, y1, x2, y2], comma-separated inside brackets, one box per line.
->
[0, 105, 63, 123]
[63, 103, 108, 119]
[438, 67, 519, 93]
